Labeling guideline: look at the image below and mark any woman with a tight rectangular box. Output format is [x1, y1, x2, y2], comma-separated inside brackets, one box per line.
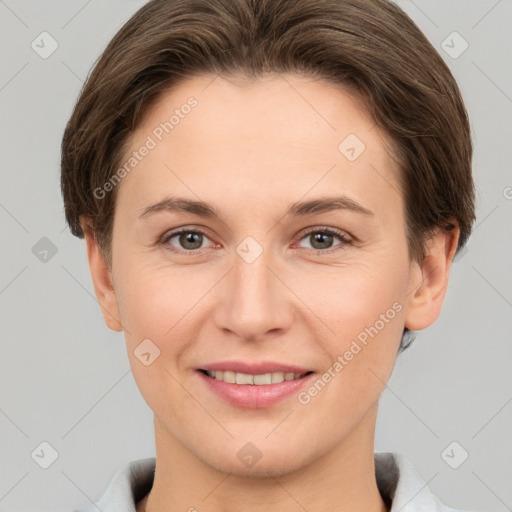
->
[61, 0, 477, 510]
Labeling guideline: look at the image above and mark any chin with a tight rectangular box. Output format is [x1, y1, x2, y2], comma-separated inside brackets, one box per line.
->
[190, 435, 321, 479]
[205, 450, 309, 478]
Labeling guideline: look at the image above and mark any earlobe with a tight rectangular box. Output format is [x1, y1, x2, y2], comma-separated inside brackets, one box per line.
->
[82, 220, 123, 332]
[404, 226, 460, 332]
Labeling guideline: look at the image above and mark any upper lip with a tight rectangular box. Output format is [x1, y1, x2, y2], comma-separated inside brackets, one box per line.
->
[198, 361, 313, 375]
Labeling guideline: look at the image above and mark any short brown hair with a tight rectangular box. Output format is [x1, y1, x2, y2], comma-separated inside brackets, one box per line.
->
[60, 0, 476, 352]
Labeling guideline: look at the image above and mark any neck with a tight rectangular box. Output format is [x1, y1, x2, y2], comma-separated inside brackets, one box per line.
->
[139, 404, 388, 512]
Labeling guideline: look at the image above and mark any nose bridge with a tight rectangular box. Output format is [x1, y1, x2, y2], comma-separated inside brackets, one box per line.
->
[215, 237, 291, 339]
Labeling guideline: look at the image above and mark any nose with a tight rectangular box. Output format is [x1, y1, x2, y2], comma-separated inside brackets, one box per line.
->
[212, 243, 295, 342]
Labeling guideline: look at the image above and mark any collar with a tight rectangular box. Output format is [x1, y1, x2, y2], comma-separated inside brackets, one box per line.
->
[75, 452, 473, 512]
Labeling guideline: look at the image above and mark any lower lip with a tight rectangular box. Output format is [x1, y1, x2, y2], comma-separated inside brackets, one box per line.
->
[197, 370, 315, 409]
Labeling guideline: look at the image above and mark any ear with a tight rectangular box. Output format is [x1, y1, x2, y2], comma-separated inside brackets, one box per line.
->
[404, 224, 460, 331]
[81, 219, 123, 332]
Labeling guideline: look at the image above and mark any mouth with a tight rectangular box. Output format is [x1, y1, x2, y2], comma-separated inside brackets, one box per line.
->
[196, 366, 316, 409]
[198, 368, 314, 385]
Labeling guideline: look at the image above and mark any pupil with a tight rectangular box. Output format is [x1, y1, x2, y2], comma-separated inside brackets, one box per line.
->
[312, 232, 332, 249]
[181, 232, 202, 249]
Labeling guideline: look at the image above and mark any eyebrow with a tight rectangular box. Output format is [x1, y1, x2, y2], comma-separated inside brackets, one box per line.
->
[139, 195, 374, 220]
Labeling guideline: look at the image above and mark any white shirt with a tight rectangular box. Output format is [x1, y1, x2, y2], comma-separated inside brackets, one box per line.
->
[71, 452, 476, 512]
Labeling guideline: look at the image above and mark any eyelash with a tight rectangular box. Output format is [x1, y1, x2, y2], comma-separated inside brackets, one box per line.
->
[160, 226, 353, 255]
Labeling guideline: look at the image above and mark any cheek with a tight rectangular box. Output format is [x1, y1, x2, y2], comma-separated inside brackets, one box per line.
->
[115, 254, 209, 338]
[305, 257, 408, 401]
[304, 301, 404, 430]
[114, 265, 202, 414]
[298, 256, 408, 337]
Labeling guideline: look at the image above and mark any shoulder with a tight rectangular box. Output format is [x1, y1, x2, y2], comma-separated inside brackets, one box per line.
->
[375, 452, 478, 512]
[70, 457, 155, 512]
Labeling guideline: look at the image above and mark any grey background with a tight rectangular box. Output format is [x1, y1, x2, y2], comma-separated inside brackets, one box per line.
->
[0, 1, 511, 511]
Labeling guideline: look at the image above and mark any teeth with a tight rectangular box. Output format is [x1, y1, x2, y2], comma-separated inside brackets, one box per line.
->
[205, 370, 307, 385]
[236, 372, 254, 385]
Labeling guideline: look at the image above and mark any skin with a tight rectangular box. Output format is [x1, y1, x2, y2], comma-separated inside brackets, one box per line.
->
[82, 73, 459, 512]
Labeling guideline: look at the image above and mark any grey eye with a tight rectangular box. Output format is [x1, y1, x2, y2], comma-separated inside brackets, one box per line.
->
[166, 230, 207, 251]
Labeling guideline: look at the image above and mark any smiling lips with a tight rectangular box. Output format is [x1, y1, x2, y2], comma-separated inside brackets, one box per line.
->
[197, 361, 316, 408]
[203, 369, 311, 385]
[199, 360, 313, 384]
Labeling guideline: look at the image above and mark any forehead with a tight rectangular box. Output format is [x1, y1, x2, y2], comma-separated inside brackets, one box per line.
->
[133, 73, 384, 151]
[116, 73, 403, 222]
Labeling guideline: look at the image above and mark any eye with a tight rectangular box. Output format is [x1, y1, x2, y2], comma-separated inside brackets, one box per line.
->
[160, 226, 353, 254]
[297, 227, 352, 252]
[161, 227, 213, 252]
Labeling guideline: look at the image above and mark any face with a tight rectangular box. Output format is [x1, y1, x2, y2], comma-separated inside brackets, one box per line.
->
[88, 73, 449, 476]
